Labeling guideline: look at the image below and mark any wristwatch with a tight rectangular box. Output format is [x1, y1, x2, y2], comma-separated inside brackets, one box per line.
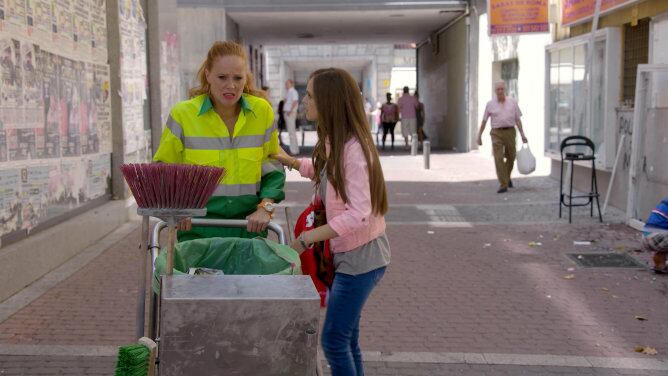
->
[258, 201, 275, 218]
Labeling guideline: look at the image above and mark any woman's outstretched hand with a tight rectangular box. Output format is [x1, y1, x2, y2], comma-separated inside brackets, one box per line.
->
[270, 147, 298, 169]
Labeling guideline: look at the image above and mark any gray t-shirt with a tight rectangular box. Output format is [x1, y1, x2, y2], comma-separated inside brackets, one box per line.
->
[319, 167, 391, 276]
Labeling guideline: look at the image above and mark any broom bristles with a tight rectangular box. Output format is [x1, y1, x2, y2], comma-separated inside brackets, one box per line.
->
[115, 343, 150, 376]
[120, 163, 225, 209]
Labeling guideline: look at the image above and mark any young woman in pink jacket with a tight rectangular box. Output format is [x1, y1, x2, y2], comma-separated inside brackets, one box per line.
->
[272, 67, 390, 376]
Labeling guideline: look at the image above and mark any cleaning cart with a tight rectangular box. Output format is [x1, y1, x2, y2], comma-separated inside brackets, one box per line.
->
[139, 218, 321, 376]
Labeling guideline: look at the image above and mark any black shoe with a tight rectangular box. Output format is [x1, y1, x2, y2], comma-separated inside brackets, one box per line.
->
[509, 180, 513, 188]
[497, 187, 508, 194]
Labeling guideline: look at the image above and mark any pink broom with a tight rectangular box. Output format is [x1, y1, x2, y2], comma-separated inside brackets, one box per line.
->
[120, 163, 225, 341]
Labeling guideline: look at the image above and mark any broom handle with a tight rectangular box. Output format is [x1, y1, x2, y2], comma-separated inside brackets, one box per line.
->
[136, 216, 149, 339]
[166, 220, 176, 276]
[284, 206, 294, 243]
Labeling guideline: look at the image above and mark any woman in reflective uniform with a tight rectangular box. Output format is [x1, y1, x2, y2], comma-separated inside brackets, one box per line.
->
[153, 41, 285, 240]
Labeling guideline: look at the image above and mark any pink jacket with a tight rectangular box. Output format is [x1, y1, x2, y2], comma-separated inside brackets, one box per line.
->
[299, 137, 386, 253]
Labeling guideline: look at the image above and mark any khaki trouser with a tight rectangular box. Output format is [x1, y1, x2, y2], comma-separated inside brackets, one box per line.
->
[285, 112, 299, 155]
[491, 127, 516, 188]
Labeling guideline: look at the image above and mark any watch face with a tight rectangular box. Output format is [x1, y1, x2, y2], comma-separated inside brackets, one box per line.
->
[264, 202, 275, 212]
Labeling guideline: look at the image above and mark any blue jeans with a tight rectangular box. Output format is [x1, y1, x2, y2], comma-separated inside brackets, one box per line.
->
[321, 267, 386, 376]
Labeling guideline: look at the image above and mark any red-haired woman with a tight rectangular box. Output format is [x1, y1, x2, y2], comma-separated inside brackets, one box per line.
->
[153, 41, 285, 240]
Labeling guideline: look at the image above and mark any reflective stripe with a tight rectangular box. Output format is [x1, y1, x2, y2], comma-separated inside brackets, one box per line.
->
[261, 160, 284, 175]
[166, 115, 183, 141]
[183, 134, 267, 150]
[235, 134, 266, 148]
[264, 126, 274, 142]
[212, 183, 261, 196]
[184, 137, 230, 149]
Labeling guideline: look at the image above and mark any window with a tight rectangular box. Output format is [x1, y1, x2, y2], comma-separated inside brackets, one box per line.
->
[623, 18, 650, 103]
[545, 28, 622, 168]
[501, 59, 519, 99]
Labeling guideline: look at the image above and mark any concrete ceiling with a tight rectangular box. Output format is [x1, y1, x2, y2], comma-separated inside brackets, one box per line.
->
[286, 59, 371, 72]
[177, 1, 468, 44]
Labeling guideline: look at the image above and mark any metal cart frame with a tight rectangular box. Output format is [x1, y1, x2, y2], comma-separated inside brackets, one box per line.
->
[136, 218, 323, 375]
[141, 218, 287, 340]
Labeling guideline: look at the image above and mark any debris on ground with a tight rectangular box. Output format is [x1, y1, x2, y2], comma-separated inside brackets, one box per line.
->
[634, 346, 657, 355]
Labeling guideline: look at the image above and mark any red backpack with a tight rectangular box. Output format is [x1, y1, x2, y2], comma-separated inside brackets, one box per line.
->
[293, 199, 334, 307]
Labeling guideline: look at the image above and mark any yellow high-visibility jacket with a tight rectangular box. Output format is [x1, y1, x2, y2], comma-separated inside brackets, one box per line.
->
[153, 93, 285, 240]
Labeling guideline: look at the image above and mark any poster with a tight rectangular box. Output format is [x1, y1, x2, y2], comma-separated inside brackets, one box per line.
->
[86, 153, 109, 198]
[59, 56, 79, 156]
[0, 1, 5, 29]
[7, 128, 35, 159]
[562, 0, 637, 26]
[72, 0, 90, 59]
[54, 0, 72, 49]
[89, 0, 105, 62]
[489, 0, 549, 35]
[38, 48, 60, 158]
[32, 0, 53, 45]
[58, 158, 85, 204]
[5, 0, 27, 35]
[0, 169, 20, 235]
[20, 165, 50, 231]
[79, 61, 96, 154]
[22, 42, 42, 128]
[0, 36, 24, 129]
[93, 62, 110, 153]
[119, 0, 148, 161]
[0, 116, 7, 161]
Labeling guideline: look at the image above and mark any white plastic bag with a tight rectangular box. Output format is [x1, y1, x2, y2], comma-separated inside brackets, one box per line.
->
[517, 143, 536, 175]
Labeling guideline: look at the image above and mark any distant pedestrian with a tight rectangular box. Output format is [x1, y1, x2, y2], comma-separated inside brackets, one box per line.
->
[380, 92, 399, 150]
[397, 86, 418, 150]
[277, 100, 286, 146]
[284, 79, 300, 154]
[477, 81, 528, 193]
[415, 91, 428, 143]
[641, 197, 668, 274]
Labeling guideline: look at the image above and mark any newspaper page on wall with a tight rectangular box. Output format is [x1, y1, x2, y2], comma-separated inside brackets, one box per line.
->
[119, 0, 149, 163]
[0, 0, 112, 245]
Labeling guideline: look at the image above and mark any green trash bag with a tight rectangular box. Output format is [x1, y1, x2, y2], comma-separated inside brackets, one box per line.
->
[152, 237, 301, 294]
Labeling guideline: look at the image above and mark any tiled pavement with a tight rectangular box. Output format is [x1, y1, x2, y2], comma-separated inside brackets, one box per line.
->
[0, 151, 666, 375]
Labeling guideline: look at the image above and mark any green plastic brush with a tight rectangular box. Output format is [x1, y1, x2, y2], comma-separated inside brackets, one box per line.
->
[115, 337, 157, 376]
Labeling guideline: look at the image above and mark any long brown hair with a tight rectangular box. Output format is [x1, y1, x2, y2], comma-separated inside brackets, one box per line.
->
[189, 41, 266, 99]
[310, 68, 388, 215]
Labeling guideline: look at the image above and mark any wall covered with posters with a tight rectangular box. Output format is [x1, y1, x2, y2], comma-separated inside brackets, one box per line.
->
[0, 0, 112, 243]
[118, 0, 149, 163]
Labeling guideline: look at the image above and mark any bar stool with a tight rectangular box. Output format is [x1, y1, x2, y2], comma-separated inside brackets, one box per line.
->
[559, 136, 603, 224]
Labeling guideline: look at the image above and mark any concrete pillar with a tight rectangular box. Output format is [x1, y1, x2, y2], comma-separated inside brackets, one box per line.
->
[177, 8, 228, 93]
[147, 0, 180, 156]
[106, 0, 126, 199]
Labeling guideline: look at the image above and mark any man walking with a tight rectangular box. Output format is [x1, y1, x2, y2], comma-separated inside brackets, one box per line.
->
[397, 86, 418, 150]
[283, 79, 300, 155]
[477, 81, 528, 193]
